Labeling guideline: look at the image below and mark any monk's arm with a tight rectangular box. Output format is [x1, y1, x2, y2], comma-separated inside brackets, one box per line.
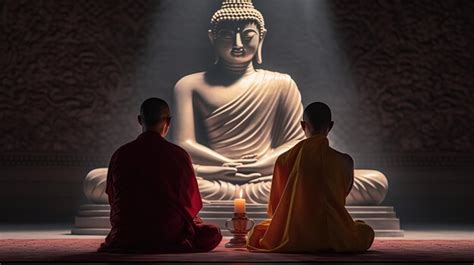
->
[172, 78, 233, 166]
[267, 143, 302, 216]
[345, 154, 355, 197]
[181, 152, 203, 218]
[106, 150, 123, 205]
[105, 153, 116, 205]
[267, 155, 285, 217]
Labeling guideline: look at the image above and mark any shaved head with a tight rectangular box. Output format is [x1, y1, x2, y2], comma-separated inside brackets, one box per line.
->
[303, 102, 332, 131]
[140, 98, 170, 127]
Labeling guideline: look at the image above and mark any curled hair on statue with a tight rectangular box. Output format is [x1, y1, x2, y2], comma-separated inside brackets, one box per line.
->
[209, 0, 266, 40]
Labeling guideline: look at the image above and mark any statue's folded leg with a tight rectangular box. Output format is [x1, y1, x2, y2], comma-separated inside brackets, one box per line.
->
[241, 177, 272, 204]
[197, 170, 388, 205]
[196, 177, 237, 201]
[83, 170, 273, 205]
[83, 169, 388, 206]
[346, 170, 389, 206]
[197, 176, 272, 204]
[83, 168, 109, 204]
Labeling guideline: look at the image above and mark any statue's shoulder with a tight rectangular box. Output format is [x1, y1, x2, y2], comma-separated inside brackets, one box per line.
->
[258, 69, 293, 82]
[259, 69, 297, 88]
[174, 72, 206, 91]
[258, 69, 300, 98]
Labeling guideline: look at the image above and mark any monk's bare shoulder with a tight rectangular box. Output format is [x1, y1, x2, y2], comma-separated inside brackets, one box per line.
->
[343, 153, 354, 170]
[174, 72, 206, 93]
[331, 148, 354, 170]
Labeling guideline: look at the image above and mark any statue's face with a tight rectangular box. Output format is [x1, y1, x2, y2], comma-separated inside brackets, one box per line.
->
[213, 21, 260, 64]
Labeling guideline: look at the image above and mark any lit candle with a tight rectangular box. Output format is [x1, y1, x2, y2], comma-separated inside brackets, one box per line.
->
[234, 189, 246, 214]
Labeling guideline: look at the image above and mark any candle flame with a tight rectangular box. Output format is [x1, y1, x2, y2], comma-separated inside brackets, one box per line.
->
[239, 189, 243, 199]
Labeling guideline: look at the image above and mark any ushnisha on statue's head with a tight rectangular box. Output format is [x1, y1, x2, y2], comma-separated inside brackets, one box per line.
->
[208, 0, 267, 65]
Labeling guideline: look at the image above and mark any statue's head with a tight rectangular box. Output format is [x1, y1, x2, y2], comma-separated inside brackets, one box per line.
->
[209, 0, 267, 65]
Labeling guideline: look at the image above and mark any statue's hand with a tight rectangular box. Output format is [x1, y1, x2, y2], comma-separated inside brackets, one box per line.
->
[236, 155, 275, 176]
[222, 162, 243, 168]
[196, 165, 261, 184]
[233, 172, 262, 184]
[222, 157, 257, 168]
[241, 154, 258, 159]
[236, 172, 262, 179]
[197, 166, 237, 179]
[249, 175, 273, 183]
[235, 162, 264, 174]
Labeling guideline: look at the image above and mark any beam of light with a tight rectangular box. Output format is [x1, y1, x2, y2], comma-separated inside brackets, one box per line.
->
[137, 0, 372, 156]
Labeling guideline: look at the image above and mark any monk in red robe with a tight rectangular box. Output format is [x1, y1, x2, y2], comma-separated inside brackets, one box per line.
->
[98, 98, 222, 253]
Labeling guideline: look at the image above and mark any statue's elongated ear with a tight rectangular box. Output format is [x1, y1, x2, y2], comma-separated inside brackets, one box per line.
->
[256, 30, 267, 64]
[208, 30, 219, 64]
[208, 30, 215, 45]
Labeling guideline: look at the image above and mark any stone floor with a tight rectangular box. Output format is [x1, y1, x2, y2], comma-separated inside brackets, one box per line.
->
[1, 223, 473, 262]
[1, 223, 473, 240]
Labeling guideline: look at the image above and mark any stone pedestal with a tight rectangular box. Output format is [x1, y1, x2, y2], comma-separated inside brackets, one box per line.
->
[72, 202, 403, 237]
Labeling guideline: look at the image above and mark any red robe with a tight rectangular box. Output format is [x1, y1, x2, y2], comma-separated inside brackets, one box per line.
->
[98, 131, 222, 253]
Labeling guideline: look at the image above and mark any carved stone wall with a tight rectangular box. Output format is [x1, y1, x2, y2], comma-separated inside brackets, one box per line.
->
[1, 0, 472, 159]
[330, 0, 474, 154]
[0, 0, 473, 222]
[0, 0, 157, 156]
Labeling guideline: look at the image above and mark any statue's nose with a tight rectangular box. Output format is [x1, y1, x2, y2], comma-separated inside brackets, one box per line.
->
[233, 32, 243, 48]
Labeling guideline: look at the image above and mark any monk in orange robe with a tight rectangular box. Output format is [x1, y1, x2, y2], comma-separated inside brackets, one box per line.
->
[98, 98, 222, 253]
[247, 102, 374, 253]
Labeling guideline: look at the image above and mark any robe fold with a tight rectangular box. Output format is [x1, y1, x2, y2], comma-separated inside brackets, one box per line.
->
[197, 70, 306, 203]
[247, 135, 374, 253]
[204, 70, 305, 159]
[98, 131, 222, 253]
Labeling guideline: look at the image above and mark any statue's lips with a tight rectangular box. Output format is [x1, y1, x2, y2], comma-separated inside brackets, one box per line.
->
[231, 50, 245, 57]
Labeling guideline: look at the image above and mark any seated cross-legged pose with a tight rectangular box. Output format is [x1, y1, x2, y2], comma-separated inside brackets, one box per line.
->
[247, 102, 374, 253]
[98, 98, 222, 253]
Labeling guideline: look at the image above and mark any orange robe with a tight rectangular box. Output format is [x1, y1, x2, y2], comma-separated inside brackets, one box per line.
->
[247, 135, 374, 253]
[98, 131, 222, 253]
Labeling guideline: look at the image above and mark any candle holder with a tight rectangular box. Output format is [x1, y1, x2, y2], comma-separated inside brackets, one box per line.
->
[224, 213, 255, 248]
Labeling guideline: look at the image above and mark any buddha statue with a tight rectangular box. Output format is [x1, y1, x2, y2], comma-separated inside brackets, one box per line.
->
[170, 0, 389, 205]
[83, 0, 388, 206]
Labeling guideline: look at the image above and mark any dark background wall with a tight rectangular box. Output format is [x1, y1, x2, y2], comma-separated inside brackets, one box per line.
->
[0, 0, 473, 224]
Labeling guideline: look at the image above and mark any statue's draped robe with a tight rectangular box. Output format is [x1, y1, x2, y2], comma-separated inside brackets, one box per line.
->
[196, 70, 305, 203]
[82, 69, 388, 207]
[99, 131, 222, 253]
[247, 135, 374, 253]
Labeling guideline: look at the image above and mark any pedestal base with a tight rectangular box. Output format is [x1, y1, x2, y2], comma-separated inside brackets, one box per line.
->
[72, 202, 404, 237]
[200, 202, 404, 237]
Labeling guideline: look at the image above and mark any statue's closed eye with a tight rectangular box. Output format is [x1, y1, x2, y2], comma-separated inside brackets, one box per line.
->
[217, 30, 234, 39]
[217, 29, 258, 40]
[242, 31, 257, 40]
